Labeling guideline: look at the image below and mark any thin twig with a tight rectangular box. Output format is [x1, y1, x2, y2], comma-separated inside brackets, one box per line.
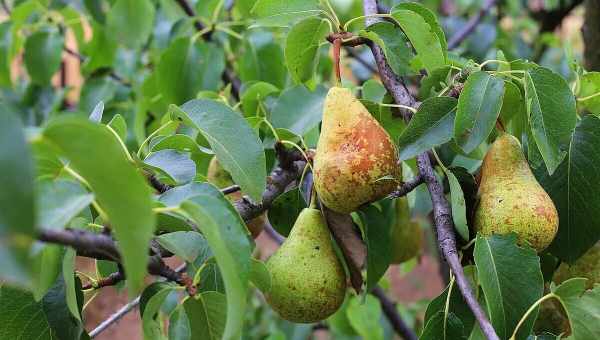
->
[89, 264, 187, 338]
[363, 1, 499, 339]
[447, 0, 497, 50]
[221, 184, 241, 195]
[388, 174, 424, 199]
[372, 286, 418, 340]
[82, 270, 125, 290]
[63, 46, 129, 85]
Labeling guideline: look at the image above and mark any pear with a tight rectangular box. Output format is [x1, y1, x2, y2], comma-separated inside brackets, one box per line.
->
[553, 242, 600, 289]
[390, 197, 423, 264]
[313, 87, 400, 213]
[474, 133, 558, 252]
[266, 208, 346, 323]
[207, 156, 266, 238]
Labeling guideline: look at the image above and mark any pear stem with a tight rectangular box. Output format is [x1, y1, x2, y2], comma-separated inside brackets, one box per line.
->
[333, 38, 343, 85]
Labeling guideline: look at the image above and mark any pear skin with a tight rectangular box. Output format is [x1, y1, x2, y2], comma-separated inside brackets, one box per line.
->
[266, 208, 346, 323]
[474, 134, 558, 252]
[314, 87, 400, 213]
[390, 197, 423, 264]
[553, 242, 600, 289]
[207, 156, 265, 238]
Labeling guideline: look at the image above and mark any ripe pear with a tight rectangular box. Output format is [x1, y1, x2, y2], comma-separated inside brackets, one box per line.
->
[313, 87, 400, 213]
[390, 197, 423, 264]
[266, 208, 346, 323]
[553, 242, 600, 289]
[207, 156, 265, 238]
[474, 133, 558, 252]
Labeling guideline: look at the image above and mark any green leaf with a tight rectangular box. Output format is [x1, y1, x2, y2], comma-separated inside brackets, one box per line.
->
[241, 82, 279, 117]
[251, 0, 321, 27]
[270, 84, 327, 136]
[0, 22, 12, 87]
[284, 17, 330, 85]
[108, 114, 127, 141]
[346, 295, 383, 340]
[144, 150, 196, 184]
[268, 188, 307, 237]
[524, 67, 576, 175]
[362, 79, 387, 102]
[89, 101, 104, 122]
[158, 38, 225, 105]
[0, 107, 35, 284]
[171, 99, 266, 202]
[454, 71, 505, 153]
[62, 248, 81, 321]
[446, 170, 469, 241]
[169, 303, 192, 340]
[249, 258, 271, 293]
[31, 244, 63, 301]
[421, 311, 466, 340]
[358, 204, 392, 293]
[578, 72, 600, 114]
[474, 234, 544, 339]
[424, 281, 475, 338]
[179, 185, 251, 340]
[182, 292, 227, 340]
[106, 0, 155, 48]
[499, 81, 526, 140]
[239, 32, 287, 88]
[196, 258, 225, 294]
[43, 116, 156, 295]
[397, 96, 457, 160]
[0, 279, 85, 340]
[552, 279, 600, 339]
[535, 115, 600, 262]
[82, 23, 117, 73]
[78, 77, 117, 114]
[392, 2, 447, 59]
[390, 9, 446, 74]
[24, 29, 64, 85]
[359, 22, 413, 76]
[156, 231, 207, 263]
[36, 179, 94, 230]
[140, 282, 178, 340]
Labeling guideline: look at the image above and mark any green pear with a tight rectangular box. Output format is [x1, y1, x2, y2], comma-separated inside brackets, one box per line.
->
[390, 197, 423, 264]
[553, 242, 600, 289]
[474, 133, 558, 252]
[266, 208, 346, 323]
[314, 87, 400, 213]
[207, 156, 265, 238]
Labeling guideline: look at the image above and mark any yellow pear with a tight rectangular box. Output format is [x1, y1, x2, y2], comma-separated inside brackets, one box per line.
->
[207, 156, 266, 238]
[390, 197, 423, 264]
[474, 133, 558, 252]
[266, 208, 346, 323]
[314, 87, 400, 213]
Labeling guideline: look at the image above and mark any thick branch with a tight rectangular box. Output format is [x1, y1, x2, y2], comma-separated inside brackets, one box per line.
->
[363, 1, 499, 339]
[584, 0, 600, 70]
[447, 0, 497, 50]
[533, 0, 583, 33]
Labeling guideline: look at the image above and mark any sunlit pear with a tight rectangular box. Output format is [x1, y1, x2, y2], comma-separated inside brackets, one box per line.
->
[313, 87, 400, 213]
[553, 242, 600, 289]
[266, 208, 346, 323]
[474, 133, 558, 252]
[207, 156, 265, 238]
[390, 197, 423, 264]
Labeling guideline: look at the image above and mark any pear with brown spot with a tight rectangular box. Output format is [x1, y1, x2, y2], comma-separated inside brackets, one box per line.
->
[314, 87, 400, 213]
[474, 133, 558, 252]
[266, 208, 346, 323]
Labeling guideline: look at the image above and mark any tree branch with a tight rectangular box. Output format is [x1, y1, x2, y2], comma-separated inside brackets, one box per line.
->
[363, 1, 499, 339]
[372, 286, 418, 340]
[532, 0, 583, 33]
[447, 0, 498, 50]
